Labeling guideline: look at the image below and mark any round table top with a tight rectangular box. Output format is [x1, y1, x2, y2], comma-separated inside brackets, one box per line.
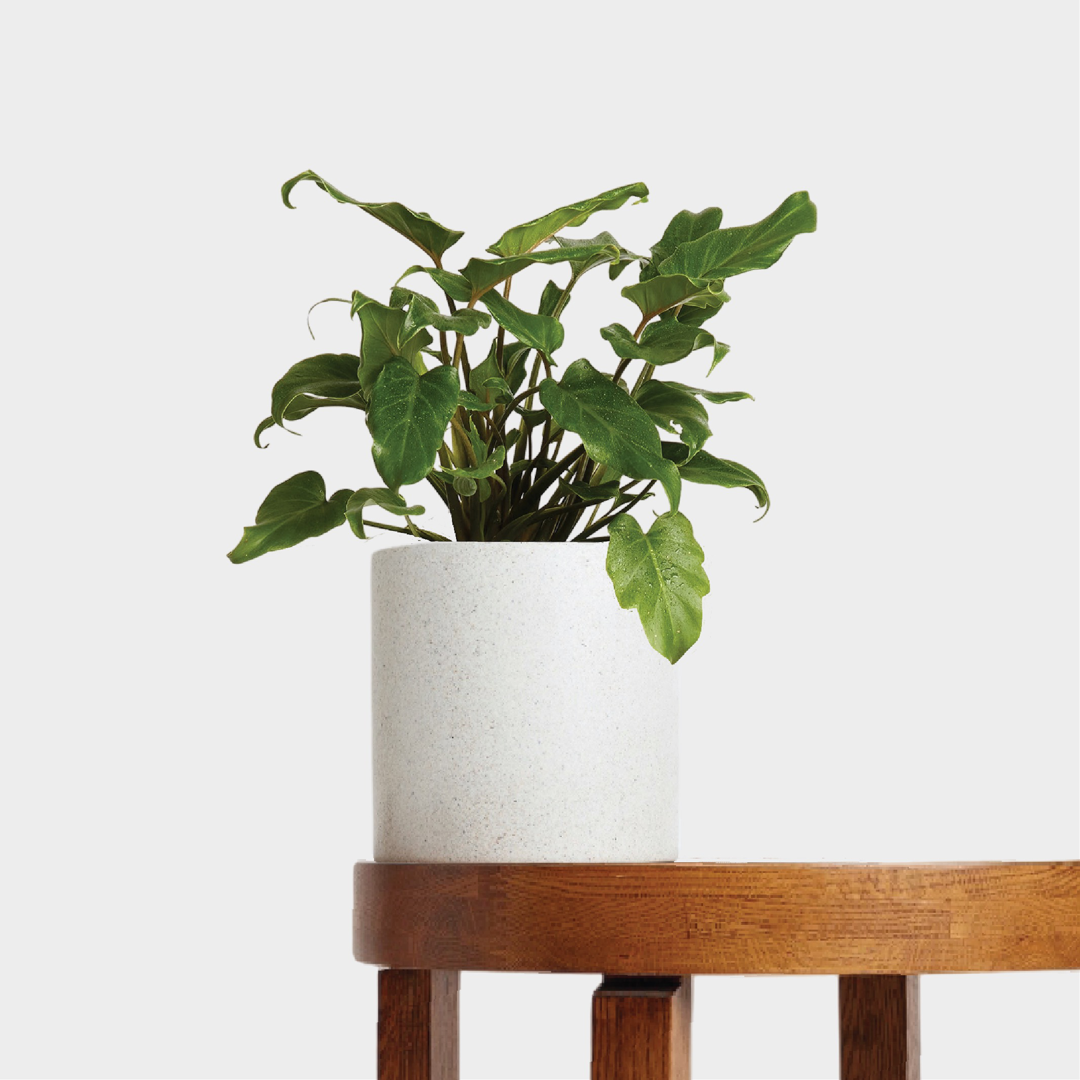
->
[354, 861, 1080, 976]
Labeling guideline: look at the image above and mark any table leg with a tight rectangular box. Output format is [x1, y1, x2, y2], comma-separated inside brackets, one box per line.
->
[378, 969, 459, 1080]
[839, 974, 920, 1080]
[591, 975, 692, 1080]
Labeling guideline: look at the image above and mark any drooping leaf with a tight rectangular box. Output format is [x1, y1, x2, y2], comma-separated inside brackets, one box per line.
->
[662, 383, 753, 406]
[621, 274, 728, 321]
[662, 443, 770, 518]
[661, 288, 731, 330]
[458, 390, 495, 412]
[538, 279, 565, 318]
[600, 321, 716, 366]
[641, 207, 723, 281]
[606, 511, 710, 663]
[658, 191, 817, 280]
[481, 290, 564, 356]
[269, 353, 363, 430]
[635, 380, 712, 458]
[487, 182, 649, 257]
[401, 292, 491, 337]
[282, 170, 463, 262]
[707, 341, 731, 374]
[368, 359, 460, 489]
[351, 292, 432, 393]
[345, 488, 425, 539]
[227, 471, 351, 564]
[539, 358, 680, 511]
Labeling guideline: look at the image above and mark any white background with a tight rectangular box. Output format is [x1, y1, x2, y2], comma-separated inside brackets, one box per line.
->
[1, 2, 1076, 1078]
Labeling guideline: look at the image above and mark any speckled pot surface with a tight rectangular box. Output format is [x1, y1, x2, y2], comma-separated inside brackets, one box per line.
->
[371, 542, 678, 863]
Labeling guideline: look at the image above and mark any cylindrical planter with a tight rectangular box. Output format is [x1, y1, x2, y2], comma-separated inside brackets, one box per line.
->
[371, 542, 678, 863]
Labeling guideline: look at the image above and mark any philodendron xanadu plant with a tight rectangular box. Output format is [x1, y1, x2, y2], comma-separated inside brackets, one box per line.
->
[229, 172, 816, 662]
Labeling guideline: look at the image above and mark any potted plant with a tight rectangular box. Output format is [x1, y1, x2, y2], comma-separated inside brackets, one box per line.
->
[229, 172, 815, 863]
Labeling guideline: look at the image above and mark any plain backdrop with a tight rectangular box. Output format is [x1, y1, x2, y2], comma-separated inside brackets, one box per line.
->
[1, 2, 1077, 1078]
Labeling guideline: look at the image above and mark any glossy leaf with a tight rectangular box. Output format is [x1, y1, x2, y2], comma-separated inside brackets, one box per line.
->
[458, 390, 495, 412]
[368, 359, 460, 489]
[481, 290, 564, 356]
[621, 274, 727, 321]
[459, 242, 620, 301]
[487, 182, 649, 257]
[539, 359, 680, 511]
[282, 170, 463, 262]
[553, 230, 642, 277]
[600, 321, 716, 366]
[402, 292, 491, 337]
[345, 488, 424, 539]
[396, 264, 472, 303]
[439, 445, 506, 482]
[270, 353, 363, 429]
[641, 207, 723, 281]
[351, 292, 432, 393]
[606, 511, 710, 663]
[227, 471, 350, 564]
[635, 381, 712, 458]
[659, 191, 816, 280]
[662, 443, 770, 517]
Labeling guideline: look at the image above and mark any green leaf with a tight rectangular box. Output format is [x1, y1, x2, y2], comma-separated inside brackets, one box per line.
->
[282, 170, 463, 262]
[269, 353, 363, 429]
[487, 182, 649, 257]
[539, 358, 680, 511]
[552, 230, 643, 277]
[254, 384, 367, 448]
[658, 191, 817, 280]
[557, 478, 621, 504]
[662, 288, 731, 330]
[606, 511, 710, 663]
[635, 381, 712, 458]
[600, 321, 716, 366]
[439, 445, 506, 482]
[459, 243, 621, 301]
[396, 264, 472, 304]
[468, 340, 513, 405]
[621, 274, 728, 321]
[344, 488, 424, 539]
[351, 292, 432, 393]
[538, 279, 565, 318]
[227, 471, 351, 564]
[708, 341, 731, 375]
[480, 290, 564, 356]
[368, 359, 460, 489]
[453, 476, 477, 496]
[662, 443, 770, 518]
[662, 383, 753, 406]
[402, 292, 491, 337]
[458, 390, 495, 412]
[641, 207, 723, 281]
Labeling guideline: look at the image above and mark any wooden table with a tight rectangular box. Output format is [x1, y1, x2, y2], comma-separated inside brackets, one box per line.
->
[354, 861, 1080, 1080]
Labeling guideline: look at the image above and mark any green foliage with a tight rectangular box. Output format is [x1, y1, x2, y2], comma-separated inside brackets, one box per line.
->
[230, 173, 815, 660]
[606, 512, 711, 663]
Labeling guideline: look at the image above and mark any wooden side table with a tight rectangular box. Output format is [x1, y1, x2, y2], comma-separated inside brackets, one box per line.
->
[354, 861, 1080, 1080]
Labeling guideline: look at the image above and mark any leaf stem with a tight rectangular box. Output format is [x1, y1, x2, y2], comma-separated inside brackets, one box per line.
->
[361, 518, 451, 542]
[574, 480, 657, 540]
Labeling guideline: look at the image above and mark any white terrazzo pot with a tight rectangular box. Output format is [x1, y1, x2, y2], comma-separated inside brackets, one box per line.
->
[371, 542, 678, 863]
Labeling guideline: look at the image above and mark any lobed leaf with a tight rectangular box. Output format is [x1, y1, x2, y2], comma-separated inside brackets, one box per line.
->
[641, 207, 723, 281]
[606, 511, 710, 663]
[282, 170, 463, 262]
[368, 359, 460, 489]
[351, 292, 432, 393]
[600, 321, 716, 366]
[480, 290, 564, 356]
[401, 291, 491, 337]
[227, 471, 351, 563]
[658, 191, 816, 280]
[487, 182, 649, 257]
[539, 359, 680, 511]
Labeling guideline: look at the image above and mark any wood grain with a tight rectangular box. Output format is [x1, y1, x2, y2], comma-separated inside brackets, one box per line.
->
[591, 976, 692, 1080]
[378, 969, 459, 1080]
[840, 975, 919, 1080]
[354, 862, 1080, 975]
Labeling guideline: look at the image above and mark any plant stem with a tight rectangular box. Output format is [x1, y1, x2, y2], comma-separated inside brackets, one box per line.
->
[574, 480, 657, 541]
[362, 518, 451, 542]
